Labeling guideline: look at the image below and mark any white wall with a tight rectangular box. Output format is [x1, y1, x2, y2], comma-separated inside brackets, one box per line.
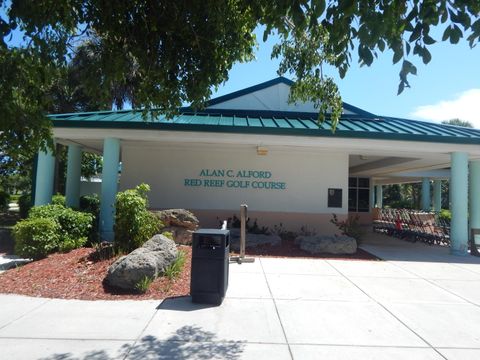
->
[120, 143, 349, 215]
[208, 82, 356, 114]
[80, 180, 101, 197]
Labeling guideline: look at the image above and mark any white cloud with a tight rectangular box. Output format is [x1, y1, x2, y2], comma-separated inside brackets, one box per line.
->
[411, 89, 480, 128]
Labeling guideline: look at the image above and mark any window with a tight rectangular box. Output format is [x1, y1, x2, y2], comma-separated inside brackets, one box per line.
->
[348, 177, 370, 212]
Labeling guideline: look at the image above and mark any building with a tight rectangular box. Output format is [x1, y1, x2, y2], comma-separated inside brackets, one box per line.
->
[35, 77, 480, 255]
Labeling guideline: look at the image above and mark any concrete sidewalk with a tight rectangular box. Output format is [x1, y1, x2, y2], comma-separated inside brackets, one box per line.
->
[2, 236, 480, 359]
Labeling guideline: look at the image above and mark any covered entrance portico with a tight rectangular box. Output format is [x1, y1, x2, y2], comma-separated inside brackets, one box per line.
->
[34, 77, 480, 256]
[349, 149, 480, 255]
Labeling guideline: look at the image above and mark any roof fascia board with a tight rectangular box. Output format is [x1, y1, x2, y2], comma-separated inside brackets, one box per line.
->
[52, 119, 480, 145]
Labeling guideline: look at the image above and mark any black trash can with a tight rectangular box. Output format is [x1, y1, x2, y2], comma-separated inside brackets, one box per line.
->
[190, 229, 230, 305]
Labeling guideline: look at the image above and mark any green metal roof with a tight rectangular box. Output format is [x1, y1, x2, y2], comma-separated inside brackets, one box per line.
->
[49, 108, 480, 145]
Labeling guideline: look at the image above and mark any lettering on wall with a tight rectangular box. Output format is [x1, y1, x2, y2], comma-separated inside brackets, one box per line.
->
[184, 169, 287, 190]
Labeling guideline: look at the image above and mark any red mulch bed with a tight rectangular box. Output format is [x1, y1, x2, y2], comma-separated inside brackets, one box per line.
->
[0, 246, 192, 301]
[0, 239, 378, 301]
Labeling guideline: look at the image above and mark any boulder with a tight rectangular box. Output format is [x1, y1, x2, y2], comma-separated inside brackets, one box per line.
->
[105, 234, 178, 291]
[295, 235, 357, 255]
[229, 228, 281, 251]
[152, 209, 199, 231]
[152, 209, 199, 245]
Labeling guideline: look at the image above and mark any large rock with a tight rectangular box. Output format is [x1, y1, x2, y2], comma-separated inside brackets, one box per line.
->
[295, 235, 357, 255]
[152, 209, 199, 245]
[105, 234, 178, 291]
[152, 209, 199, 230]
[229, 228, 281, 251]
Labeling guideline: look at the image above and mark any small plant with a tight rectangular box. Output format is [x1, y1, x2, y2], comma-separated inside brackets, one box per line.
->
[162, 231, 174, 240]
[135, 275, 154, 293]
[114, 183, 161, 253]
[221, 215, 270, 235]
[299, 225, 317, 236]
[272, 223, 297, 241]
[89, 242, 116, 261]
[330, 213, 365, 242]
[164, 250, 186, 280]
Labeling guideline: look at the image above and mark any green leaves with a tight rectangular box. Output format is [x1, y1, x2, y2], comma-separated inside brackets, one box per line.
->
[398, 60, 417, 95]
[114, 183, 160, 252]
[1, 0, 480, 142]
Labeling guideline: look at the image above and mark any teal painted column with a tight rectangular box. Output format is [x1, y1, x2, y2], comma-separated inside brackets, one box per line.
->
[65, 145, 82, 208]
[469, 160, 480, 245]
[421, 178, 431, 211]
[100, 138, 120, 242]
[450, 152, 469, 256]
[34, 147, 55, 206]
[375, 185, 383, 208]
[433, 180, 442, 212]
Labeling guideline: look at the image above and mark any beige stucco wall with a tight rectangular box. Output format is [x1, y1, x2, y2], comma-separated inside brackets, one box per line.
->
[120, 143, 349, 232]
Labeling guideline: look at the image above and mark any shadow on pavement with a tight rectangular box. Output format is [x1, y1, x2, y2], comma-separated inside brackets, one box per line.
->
[38, 325, 245, 360]
[157, 296, 219, 312]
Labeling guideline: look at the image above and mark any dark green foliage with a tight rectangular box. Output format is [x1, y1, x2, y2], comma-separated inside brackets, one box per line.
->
[29, 204, 93, 253]
[114, 184, 160, 253]
[13, 218, 60, 259]
[18, 193, 32, 219]
[80, 194, 100, 215]
[79, 194, 100, 244]
[0, 190, 10, 212]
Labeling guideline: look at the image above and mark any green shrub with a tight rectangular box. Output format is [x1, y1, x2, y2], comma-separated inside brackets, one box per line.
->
[18, 193, 32, 218]
[80, 194, 100, 215]
[13, 218, 60, 259]
[114, 183, 160, 253]
[58, 236, 88, 253]
[29, 204, 93, 252]
[51, 194, 66, 206]
[79, 194, 100, 244]
[0, 190, 10, 212]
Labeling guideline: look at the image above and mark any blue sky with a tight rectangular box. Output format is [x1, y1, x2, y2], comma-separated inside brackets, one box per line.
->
[213, 27, 480, 127]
